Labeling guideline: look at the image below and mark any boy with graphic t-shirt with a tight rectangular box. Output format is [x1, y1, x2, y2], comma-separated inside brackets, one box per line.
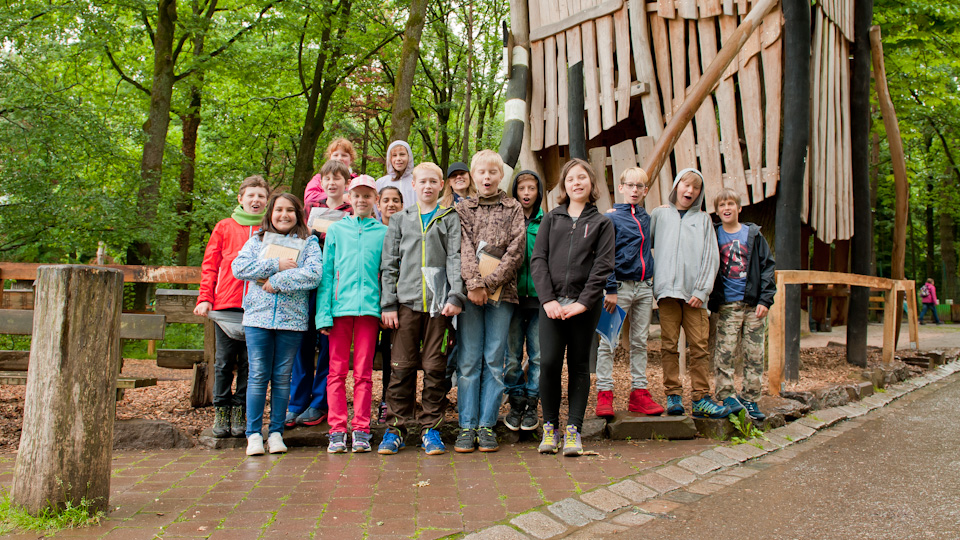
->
[707, 188, 776, 422]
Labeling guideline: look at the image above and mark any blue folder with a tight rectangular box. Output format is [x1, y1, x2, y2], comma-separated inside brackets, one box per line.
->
[596, 305, 627, 348]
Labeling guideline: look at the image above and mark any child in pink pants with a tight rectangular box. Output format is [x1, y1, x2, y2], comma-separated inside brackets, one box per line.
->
[316, 176, 388, 453]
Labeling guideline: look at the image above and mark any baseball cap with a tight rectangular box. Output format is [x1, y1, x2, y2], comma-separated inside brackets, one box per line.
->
[446, 162, 469, 178]
[348, 175, 377, 192]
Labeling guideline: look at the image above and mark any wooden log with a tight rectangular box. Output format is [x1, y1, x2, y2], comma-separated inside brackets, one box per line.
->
[581, 20, 603, 138]
[13, 266, 122, 514]
[628, 0, 673, 199]
[900, 280, 920, 349]
[869, 26, 907, 280]
[190, 319, 217, 408]
[596, 15, 617, 130]
[768, 272, 786, 396]
[640, 0, 779, 186]
[544, 36, 559, 148]
[882, 285, 896, 365]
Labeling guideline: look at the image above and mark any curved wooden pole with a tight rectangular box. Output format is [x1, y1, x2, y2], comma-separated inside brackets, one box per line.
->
[640, 0, 780, 183]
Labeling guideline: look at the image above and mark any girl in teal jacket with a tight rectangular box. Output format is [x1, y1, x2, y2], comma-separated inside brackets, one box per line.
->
[315, 176, 388, 453]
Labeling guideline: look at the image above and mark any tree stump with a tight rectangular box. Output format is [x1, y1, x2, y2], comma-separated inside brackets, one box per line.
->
[12, 265, 123, 515]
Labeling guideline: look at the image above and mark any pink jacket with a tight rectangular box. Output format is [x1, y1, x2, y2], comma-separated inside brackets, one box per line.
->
[921, 283, 938, 305]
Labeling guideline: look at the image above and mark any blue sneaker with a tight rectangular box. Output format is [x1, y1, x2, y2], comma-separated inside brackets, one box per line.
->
[692, 396, 732, 419]
[377, 430, 405, 455]
[666, 395, 684, 416]
[351, 430, 372, 453]
[327, 431, 347, 453]
[421, 428, 446, 455]
[740, 398, 766, 421]
[721, 396, 745, 417]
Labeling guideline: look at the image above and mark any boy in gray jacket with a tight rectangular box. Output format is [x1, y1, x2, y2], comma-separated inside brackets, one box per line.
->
[650, 168, 728, 419]
[379, 162, 465, 455]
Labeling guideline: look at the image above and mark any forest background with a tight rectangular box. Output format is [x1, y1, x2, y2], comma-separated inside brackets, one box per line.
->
[1, 0, 958, 305]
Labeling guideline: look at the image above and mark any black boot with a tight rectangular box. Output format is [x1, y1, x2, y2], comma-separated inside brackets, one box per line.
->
[521, 396, 540, 431]
[503, 395, 526, 431]
[212, 406, 230, 438]
[230, 405, 246, 438]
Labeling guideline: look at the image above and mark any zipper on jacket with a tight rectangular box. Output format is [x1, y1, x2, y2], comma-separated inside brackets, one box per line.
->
[630, 206, 647, 280]
[563, 216, 576, 296]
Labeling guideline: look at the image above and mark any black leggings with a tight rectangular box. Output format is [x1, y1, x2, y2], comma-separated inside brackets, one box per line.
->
[379, 328, 393, 402]
[538, 301, 603, 431]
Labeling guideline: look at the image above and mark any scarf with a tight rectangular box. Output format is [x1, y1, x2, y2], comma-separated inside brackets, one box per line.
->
[231, 205, 264, 226]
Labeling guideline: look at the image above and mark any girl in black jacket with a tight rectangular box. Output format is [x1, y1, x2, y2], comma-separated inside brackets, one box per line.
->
[531, 159, 615, 457]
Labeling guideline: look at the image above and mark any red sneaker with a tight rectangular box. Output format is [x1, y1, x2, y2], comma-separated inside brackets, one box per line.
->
[628, 389, 665, 416]
[595, 391, 615, 417]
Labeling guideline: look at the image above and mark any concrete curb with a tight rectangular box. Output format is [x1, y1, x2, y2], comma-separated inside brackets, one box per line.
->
[458, 356, 960, 540]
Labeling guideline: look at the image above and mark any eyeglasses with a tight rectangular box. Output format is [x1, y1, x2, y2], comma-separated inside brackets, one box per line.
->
[621, 182, 645, 191]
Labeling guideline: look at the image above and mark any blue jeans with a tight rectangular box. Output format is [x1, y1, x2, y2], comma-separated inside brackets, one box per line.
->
[919, 302, 941, 324]
[245, 327, 303, 437]
[289, 290, 329, 413]
[457, 301, 515, 428]
[503, 306, 540, 398]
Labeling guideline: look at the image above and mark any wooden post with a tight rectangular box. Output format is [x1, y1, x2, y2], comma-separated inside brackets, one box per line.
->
[12, 265, 123, 515]
[881, 284, 896, 365]
[768, 272, 787, 395]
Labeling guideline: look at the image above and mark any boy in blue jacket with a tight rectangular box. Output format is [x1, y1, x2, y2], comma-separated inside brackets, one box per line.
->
[317, 176, 388, 453]
[596, 168, 664, 417]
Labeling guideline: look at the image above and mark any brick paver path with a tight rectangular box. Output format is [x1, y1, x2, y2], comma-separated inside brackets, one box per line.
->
[0, 437, 713, 539]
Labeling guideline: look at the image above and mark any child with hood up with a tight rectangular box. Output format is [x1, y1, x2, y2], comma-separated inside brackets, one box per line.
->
[376, 140, 416, 212]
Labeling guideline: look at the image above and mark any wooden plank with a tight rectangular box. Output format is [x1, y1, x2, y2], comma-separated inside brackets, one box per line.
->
[588, 146, 614, 213]
[840, 35, 853, 239]
[650, 14, 673, 120]
[737, 0, 747, 16]
[610, 139, 639, 201]
[539, 0, 556, 27]
[0, 263, 201, 284]
[544, 36, 559, 148]
[559, 0, 571, 20]
[557, 32, 570, 146]
[581, 20, 603, 138]
[722, 0, 735, 16]
[658, 0, 676, 19]
[825, 21, 838, 243]
[530, 0, 542, 31]
[530, 0, 625, 41]
[157, 349, 204, 369]
[530, 40, 546, 151]
[699, 0, 722, 18]
[689, 19, 723, 214]
[776, 270, 895, 290]
[629, 0, 673, 199]
[669, 18, 698, 171]
[882, 286, 896, 365]
[596, 15, 617, 130]
[614, 6, 632, 122]
[815, 9, 828, 238]
[900, 280, 920, 349]
[767, 272, 786, 395]
[0, 310, 33, 335]
[636, 136, 663, 210]
[738, 30, 765, 204]
[0, 309, 165, 339]
[713, 16, 749, 199]
[761, 7, 782, 198]
[0, 372, 155, 389]
[677, 0, 698, 19]
[0, 351, 29, 371]
[1, 290, 33, 310]
[155, 289, 207, 324]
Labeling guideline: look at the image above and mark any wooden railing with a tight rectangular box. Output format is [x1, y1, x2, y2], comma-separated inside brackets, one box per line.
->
[768, 270, 920, 396]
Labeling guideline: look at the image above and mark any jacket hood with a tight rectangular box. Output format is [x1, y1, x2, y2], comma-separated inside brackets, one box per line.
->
[511, 169, 545, 224]
[668, 168, 706, 212]
[384, 140, 415, 178]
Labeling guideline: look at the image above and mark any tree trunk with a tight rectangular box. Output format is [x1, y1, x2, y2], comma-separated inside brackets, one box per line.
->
[174, 42, 204, 268]
[389, 0, 429, 142]
[925, 181, 936, 279]
[460, 3, 474, 162]
[128, 0, 177, 309]
[12, 266, 123, 515]
[940, 197, 957, 302]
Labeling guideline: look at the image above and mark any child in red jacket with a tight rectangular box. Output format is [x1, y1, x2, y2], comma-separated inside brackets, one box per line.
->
[195, 175, 270, 438]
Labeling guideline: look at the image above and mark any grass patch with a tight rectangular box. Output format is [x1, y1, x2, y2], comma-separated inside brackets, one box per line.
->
[0, 491, 104, 535]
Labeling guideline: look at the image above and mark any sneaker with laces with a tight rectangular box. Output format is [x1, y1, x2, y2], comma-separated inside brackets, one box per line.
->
[666, 394, 684, 416]
[267, 432, 287, 454]
[503, 395, 526, 431]
[421, 428, 446, 455]
[740, 398, 766, 421]
[327, 431, 348, 453]
[230, 406, 246, 438]
[377, 430, 404, 455]
[297, 406, 327, 427]
[595, 390, 615, 417]
[477, 427, 499, 452]
[721, 396, 745, 416]
[284, 411, 298, 429]
[352, 430, 372, 453]
[377, 401, 388, 424]
[628, 389, 665, 415]
[246, 433, 265, 456]
[538, 422, 558, 454]
[692, 396, 732, 419]
[454, 428, 476, 453]
[521, 397, 540, 431]
[562, 425, 582, 457]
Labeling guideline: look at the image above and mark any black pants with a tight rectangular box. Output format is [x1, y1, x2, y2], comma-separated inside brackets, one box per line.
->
[378, 328, 393, 402]
[213, 322, 248, 407]
[538, 301, 602, 431]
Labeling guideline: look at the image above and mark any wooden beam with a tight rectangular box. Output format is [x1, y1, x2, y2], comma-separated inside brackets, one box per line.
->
[157, 349, 204, 369]
[768, 271, 786, 396]
[775, 270, 894, 290]
[530, 0, 624, 41]
[0, 263, 200, 284]
[155, 289, 206, 324]
[882, 286, 896, 365]
[0, 351, 29, 371]
[0, 372, 156, 389]
[0, 310, 165, 340]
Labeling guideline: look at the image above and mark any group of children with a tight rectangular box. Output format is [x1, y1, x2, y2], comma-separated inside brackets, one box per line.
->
[196, 136, 776, 459]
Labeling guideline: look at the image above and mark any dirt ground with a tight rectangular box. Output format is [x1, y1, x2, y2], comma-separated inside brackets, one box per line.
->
[0, 339, 888, 453]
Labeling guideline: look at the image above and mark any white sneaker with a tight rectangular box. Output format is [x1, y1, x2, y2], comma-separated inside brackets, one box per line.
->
[246, 433, 265, 456]
[267, 432, 287, 454]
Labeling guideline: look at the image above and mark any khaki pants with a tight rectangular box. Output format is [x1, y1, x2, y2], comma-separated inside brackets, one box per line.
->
[658, 297, 712, 400]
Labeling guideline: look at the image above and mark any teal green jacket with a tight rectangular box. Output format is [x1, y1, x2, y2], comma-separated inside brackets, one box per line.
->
[316, 215, 388, 329]
[516, 207, 543, 302]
